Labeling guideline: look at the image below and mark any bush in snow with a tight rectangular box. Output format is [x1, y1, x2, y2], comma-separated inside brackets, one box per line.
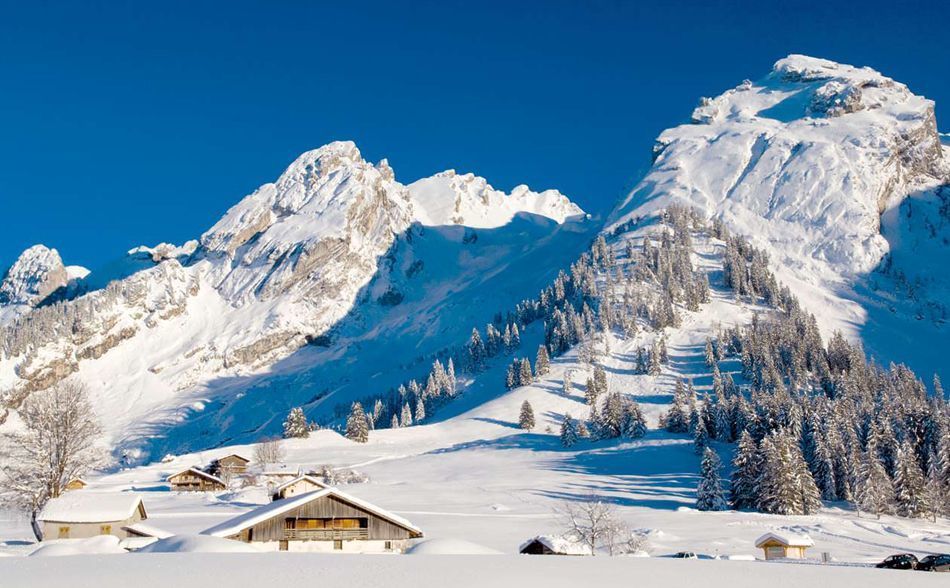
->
[253, 437, 285, 468]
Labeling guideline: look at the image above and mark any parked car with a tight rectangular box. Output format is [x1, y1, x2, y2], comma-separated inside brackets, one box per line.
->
[671, 551, 698, 559]
[916, 554, 950, 572]
[875, 554, 918, 570]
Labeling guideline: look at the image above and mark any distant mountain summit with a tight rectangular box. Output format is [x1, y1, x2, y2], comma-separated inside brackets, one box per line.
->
[609, 54, 949, 381]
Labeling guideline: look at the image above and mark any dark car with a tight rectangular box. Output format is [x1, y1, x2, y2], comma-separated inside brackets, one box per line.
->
[876, 554, 918, 570]
[917, 554, 950, 572]
[671, 551, 698, 559]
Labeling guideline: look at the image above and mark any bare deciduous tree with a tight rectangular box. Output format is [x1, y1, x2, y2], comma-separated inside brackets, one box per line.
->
[556, 496, 622, 556]
[0, 381, 103, 539]
[253, 437, 285, 468]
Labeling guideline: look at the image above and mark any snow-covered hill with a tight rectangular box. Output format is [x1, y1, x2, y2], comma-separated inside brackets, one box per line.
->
[609, 54, 949, 382]
[0, 142, 589, 450]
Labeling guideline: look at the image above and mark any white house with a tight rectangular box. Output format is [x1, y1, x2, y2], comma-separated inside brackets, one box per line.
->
[37, 493, 148, 541]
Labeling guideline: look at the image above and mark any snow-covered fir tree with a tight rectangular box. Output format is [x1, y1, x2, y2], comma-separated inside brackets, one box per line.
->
[730, 431, 760, 510]
[697, 447, 727, 511]
[535, 345, 551, 377]
[561, 414, 578, 447]
[519, 400, 535, 431]
[282, 407, 309, 439]
[345, 402, 369, 443]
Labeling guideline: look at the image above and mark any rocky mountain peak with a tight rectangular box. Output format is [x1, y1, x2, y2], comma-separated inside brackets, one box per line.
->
[0, 244, 70, 307]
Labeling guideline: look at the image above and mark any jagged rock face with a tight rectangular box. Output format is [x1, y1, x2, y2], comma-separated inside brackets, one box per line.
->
[612, 54, 946, 278]
[201, 141, 413, 304]
[0, 245, 69, 307]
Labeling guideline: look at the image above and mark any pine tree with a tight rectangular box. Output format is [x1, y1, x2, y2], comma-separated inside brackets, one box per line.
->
[585, 377, 600, 406]
[560, 414, 579, 448]
[414, 397, 426, 423]
[345, 402, 369, 443]
[663, 380, 691, 433]
[855, 443, 894, 519]
[506, 363, 517, 390]
[469, 328, 486, 371]
[390, 414, 399, 429]
[519, 400, 535, 431]
[704, 338, 715, 368]
[599, 392, 626, 438]
[519, 358, 534, 386]
[400, 403, 413, 427]
[648, 341, 662, 376]
[621, 401, 647, 439]
[697, 447, 728, 511]
[693, 411, 710, 455]
[535, 345, 551, 377]
[446, 359, 457, 396]
[894, 441, 927, 518]
[730, 431, 760, 510]
[511, 323, 521, 348]
[282, 407, 310, 439]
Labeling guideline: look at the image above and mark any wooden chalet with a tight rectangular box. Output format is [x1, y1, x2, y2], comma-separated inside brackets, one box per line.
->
[212, 454, 250, 475]
[755, 532, 813, 560]
[37, 493, 148, 541]
[271, 475, 330, 501]
[519, 535, 592, 556]
[202, 487, 423, 553]
[166, 467, 227, 492]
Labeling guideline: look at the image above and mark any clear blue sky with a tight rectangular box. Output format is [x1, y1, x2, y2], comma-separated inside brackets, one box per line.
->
[2, 0, 948, 271]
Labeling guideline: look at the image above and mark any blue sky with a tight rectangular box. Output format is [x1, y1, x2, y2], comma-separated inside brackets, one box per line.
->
[1, 0, 948, 271]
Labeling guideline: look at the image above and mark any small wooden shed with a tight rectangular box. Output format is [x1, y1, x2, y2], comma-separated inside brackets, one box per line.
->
[202, 487, 423, 553]
[37, 493, 148, 541]
[63, 477, 88, 491]
[272, 475, 330, 501]
[519, 535, 592, 556]
[166, 467, 226, 492]
[755, 532, 813, 560]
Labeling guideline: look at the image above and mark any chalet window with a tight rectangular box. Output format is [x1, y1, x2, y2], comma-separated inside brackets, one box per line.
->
[766, 546, 785, 558]
[385, 541, 393, 551]
[100, 525, 112, 535]
[333, 540, 343, 550]
[58, 526, 70, 539]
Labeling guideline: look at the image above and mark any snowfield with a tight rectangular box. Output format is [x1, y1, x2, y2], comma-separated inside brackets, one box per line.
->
[3, 553, 948, 588]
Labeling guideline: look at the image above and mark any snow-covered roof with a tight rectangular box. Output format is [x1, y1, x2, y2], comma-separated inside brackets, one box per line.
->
[519, 535, 592, 555]
[201, 488, 422, 538]
[38, 493, 146, 523]
[755, 532, 814, 548]
[122, 523, 173, 539]
[274, 475, 329, 493]
[166, 467, 224, 485]
[218, 454, 250, 463]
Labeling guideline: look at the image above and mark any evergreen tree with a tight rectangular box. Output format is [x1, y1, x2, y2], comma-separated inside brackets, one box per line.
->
[519, 400, 536, 430]
[704, 338, 715, 367]
[585, 377, 600, 406]
[535, 345, 551, 377]
[621, 401, 647, 439]
[693, 411, 710, 455]
[400, 403, 413, 427]
[697, 447, 728, 511]
[506, 362, 517, 390]
[468, 328, 486, 371]
[345, 402, 369, 443]
[855, 444, 894, 518]
[599, 392, 626, 438]
[663, 380, 691, 433]
[560, 414, 579, 448]
[414, 397, 426, 423]
[894, 441, 927, 518]
[511, 323, 521, 348]
[519, 358, 534, 386]
[390, 414, 399, 429]
[648, 341, 662, 376]
[282, 407, 310, 439]
[730, 431, 760, 510]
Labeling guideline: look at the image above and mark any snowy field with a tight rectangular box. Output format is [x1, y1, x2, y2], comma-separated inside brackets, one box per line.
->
[2, 553, 948, 588]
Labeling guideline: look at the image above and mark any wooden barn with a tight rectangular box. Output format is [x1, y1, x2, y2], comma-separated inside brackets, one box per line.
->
[202, 487, 423, 553]
[37, 493, 148, 541]
[212, 454, 250, 476]
[166, 467, 226, 492]
[755, 532, 813, 560]
[271, 475, 330, 501]
[519, 535, 592, 556]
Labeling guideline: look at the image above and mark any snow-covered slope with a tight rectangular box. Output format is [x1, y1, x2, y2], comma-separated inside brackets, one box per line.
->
[609, 54, 949, 380]
[0, 141, 588, 452]
[409, 170, 584, 227]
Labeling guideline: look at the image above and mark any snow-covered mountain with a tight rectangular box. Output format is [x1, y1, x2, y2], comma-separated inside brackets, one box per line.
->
[0, 141, 589, 450]
[610, 54, 949, 382]
[0, 245, 88, 323]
